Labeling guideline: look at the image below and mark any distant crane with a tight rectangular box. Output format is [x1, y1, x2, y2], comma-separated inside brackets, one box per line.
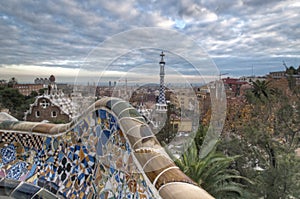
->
[117, 78, 128, 95]
[118, 78, 136, 87]
[219, 73, 229, 80]
[283, 60, 288, 70]
[117, 78, 136, 96]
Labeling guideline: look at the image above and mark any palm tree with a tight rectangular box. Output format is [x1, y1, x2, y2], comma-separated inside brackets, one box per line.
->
[175, 142, 251, 198]
[252, 80, 272, 102]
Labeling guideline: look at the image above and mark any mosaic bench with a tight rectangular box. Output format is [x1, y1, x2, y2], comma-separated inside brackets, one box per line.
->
[0, 97, 213, 199]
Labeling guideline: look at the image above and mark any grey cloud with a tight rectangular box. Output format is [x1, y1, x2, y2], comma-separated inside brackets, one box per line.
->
[242, 0, 285, 7]
[0, 0, 299, 79]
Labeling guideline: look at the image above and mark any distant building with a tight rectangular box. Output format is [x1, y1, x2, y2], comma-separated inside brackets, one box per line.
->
[24, 95, 75, 123]
[268, 70, 299, 79]
[12, 75, 63, 96]
[96, 86, 113, 97]
[13, 84, 44, 96]
[239, 76, 266, 84]
[268, 70, 300, 86]
[170, 114, 193, 132]
[195, 86, 211, 118]
[222, 77, 248, 97]
[34, 77, 50, 85]
[24, 75, 77, 123]
[170, 89, 196, 111]
[57, 83, 73, 95]
[268, 71, 286, 79]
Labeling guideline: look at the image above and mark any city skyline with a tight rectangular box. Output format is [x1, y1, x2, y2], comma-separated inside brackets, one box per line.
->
[0, 0, 299, 83]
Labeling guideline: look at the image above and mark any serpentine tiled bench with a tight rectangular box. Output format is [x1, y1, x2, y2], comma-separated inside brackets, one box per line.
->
[0, 97, 213, 199]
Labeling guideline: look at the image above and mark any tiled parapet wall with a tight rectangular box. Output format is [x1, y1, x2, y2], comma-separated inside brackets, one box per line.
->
[0, 97, 213, 199]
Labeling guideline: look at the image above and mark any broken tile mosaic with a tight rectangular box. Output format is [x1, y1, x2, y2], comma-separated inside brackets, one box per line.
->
[0, 108, 156, 198]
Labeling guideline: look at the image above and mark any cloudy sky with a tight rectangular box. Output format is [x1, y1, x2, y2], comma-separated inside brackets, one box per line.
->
[0, 0, 299, 83]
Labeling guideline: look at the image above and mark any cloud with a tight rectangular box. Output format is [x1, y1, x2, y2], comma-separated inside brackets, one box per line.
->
[0, 0, 299, 82]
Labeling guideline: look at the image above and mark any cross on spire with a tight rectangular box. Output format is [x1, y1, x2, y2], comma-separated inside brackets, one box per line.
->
[160, 51, 165, 65]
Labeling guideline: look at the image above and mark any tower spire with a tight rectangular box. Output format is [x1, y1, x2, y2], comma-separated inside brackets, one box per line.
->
[156, 51, 167, 112]
[158, 51, 166, 105]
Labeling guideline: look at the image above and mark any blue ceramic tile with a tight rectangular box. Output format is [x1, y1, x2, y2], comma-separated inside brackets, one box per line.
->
[101, 130, 110, 145]
[0, 107, 158, 199]
[44, 137, 52, 150]
[100, 110, 106, 119]
[96, 126, 101, 137]
[6, 162, 27, 180]
[96, 138, 103, 156]
[26, 164, 37, 180]
[0, 144, 16, 164]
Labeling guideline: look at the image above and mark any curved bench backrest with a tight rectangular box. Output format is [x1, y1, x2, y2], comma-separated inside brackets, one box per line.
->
[0, 97, 213, 199]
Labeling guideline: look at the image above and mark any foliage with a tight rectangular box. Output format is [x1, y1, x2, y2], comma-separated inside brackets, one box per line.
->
[220, 75, 300, 198]
[252, 80, 270, 100]
[0, 86, 35, 120]
[7, 77, 18, 87]
[38, 88, 48, 95]
[284, 65, 300, 91]
[260, 153, 300, 199]
[285, 65, 300, 74]
[175, 127, 252, 198]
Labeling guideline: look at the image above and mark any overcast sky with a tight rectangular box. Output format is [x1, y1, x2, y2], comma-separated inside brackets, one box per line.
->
[0, 0, 299, 83]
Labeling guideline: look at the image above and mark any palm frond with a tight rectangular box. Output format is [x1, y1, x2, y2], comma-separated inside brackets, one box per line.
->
[175, 141, 252, 198]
